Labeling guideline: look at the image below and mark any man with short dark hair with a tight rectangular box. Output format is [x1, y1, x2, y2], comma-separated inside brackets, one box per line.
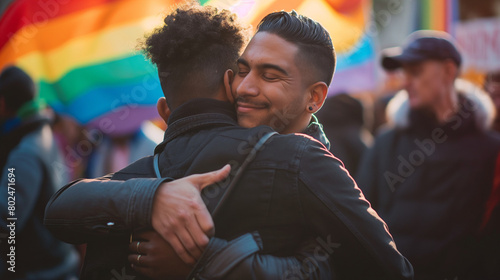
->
[231, 10, 335, 135]
[46, 5, 413, 280]
[357, 30, 500, 279]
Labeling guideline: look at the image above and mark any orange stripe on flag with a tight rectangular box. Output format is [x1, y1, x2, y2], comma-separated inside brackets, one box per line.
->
[0, 0, 177, 70]
[433, 1, 445, 31]
[248, 0, 306, 29]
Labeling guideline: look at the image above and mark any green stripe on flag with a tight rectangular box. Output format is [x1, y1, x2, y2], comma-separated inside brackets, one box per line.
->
[421, 0, 431, 30]
[38, 54, 159, 105]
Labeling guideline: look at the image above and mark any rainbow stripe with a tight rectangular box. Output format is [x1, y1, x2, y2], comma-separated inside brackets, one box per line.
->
[420, 0, 458, 34]
[1, 0, 375, 132]
[0, 0, 181, 135]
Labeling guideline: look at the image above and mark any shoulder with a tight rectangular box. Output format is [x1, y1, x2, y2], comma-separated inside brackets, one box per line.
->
[215, 125, 312, 154]
[9, 124, 55, 161]
[112, 156, 156, 180]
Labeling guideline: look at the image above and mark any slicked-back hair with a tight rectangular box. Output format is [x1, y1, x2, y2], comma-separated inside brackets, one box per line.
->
[256, 10, 336, 87]
[142, 1, 248, 108]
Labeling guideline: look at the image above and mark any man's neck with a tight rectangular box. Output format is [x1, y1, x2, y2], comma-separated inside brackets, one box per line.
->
[167, 98, 236, 126]
[280, 115, 311, 134]
[433, 88, 459, 124]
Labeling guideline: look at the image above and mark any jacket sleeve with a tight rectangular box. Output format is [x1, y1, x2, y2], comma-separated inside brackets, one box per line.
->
[1, 151, 44, 231]
[298, 139, 414, 280]
[44, 175, 168, 244]
[190, 232, 334, 280]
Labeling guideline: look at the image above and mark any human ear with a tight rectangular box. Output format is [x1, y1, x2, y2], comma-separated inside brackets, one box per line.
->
[156, 97, 171, 124]
[306, 82, 328, 113]
[224, 69, 235, 104]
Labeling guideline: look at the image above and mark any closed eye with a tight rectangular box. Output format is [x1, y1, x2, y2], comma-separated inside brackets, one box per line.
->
[237, 70, 249, 77]
[237, 64, 249, 77]
[262, 73, 279, 81]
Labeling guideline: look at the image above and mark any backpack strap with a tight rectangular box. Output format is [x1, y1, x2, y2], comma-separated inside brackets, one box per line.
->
[212, 131, 277, 217]
[154, 153, 161, 178]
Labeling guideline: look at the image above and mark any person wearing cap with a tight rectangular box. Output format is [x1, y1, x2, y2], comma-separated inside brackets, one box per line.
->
[357, 30, 500, 279]
[0, 66, 79, 279]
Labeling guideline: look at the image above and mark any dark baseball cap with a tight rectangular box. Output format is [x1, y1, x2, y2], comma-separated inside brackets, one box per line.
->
[381, 30, 462, 70]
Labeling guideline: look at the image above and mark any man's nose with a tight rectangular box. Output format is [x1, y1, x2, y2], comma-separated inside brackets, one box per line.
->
[235, 73, 259, 97]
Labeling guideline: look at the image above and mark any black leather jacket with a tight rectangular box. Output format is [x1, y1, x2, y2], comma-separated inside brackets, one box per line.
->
[45, 99, 413, 279]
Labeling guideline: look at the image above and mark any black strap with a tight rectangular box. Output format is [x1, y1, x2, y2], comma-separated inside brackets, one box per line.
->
[212, 131, 277, 217]
[200, 232, 262, 277]
[153, 131, 277, 218]
[154, 153, 161, 178]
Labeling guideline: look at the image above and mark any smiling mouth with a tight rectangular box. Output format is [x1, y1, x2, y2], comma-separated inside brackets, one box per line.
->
[236, 102, 268, 113]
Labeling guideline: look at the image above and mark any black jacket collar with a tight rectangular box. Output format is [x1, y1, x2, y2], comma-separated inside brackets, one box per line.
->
[304, 115, 330, 150]
[167, 98, 237, 126]
[155, 99, 238, 154]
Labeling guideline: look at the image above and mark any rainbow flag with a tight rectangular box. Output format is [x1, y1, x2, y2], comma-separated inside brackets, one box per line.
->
[0, 0, 182, 135]
[419, 0, 458, 34]
[0, 0, 374, 134]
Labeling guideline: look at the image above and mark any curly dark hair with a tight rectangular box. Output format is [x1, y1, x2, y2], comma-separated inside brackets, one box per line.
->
[142, 1, 248, 108]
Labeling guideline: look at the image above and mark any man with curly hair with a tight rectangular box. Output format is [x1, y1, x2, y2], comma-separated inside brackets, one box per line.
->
[46, 2, 413, 280]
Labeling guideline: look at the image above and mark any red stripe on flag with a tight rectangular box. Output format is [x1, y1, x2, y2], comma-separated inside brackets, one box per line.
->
[0, 0, 119, 50]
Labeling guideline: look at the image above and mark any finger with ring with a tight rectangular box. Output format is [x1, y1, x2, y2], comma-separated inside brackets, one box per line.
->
[136, 241, 142, 254]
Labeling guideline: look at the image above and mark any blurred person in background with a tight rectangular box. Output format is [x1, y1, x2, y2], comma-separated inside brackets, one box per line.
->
[85, 120, 163, 177]
[357, 30, 500, 280]
[315, 93, 373, 175]
[0, 66, 79, 279]
[51, 112, 86, 181]
[484, 71, 500, 133]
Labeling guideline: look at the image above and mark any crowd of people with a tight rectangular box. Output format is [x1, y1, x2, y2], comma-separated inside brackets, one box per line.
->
[1, 1, 499, 280]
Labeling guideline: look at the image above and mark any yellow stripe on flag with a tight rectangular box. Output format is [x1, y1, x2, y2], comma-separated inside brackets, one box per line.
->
[15, 17, 159, 83]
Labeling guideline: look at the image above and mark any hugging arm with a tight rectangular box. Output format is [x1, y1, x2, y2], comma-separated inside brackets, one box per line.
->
[129, 230, 334, 280]
[44, 157, 230, 263]
[44, 174, 165, 244]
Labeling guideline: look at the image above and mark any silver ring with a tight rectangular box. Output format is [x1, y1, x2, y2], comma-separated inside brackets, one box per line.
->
[137, 254, 142, 264]
[136, 241, 141, 254]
